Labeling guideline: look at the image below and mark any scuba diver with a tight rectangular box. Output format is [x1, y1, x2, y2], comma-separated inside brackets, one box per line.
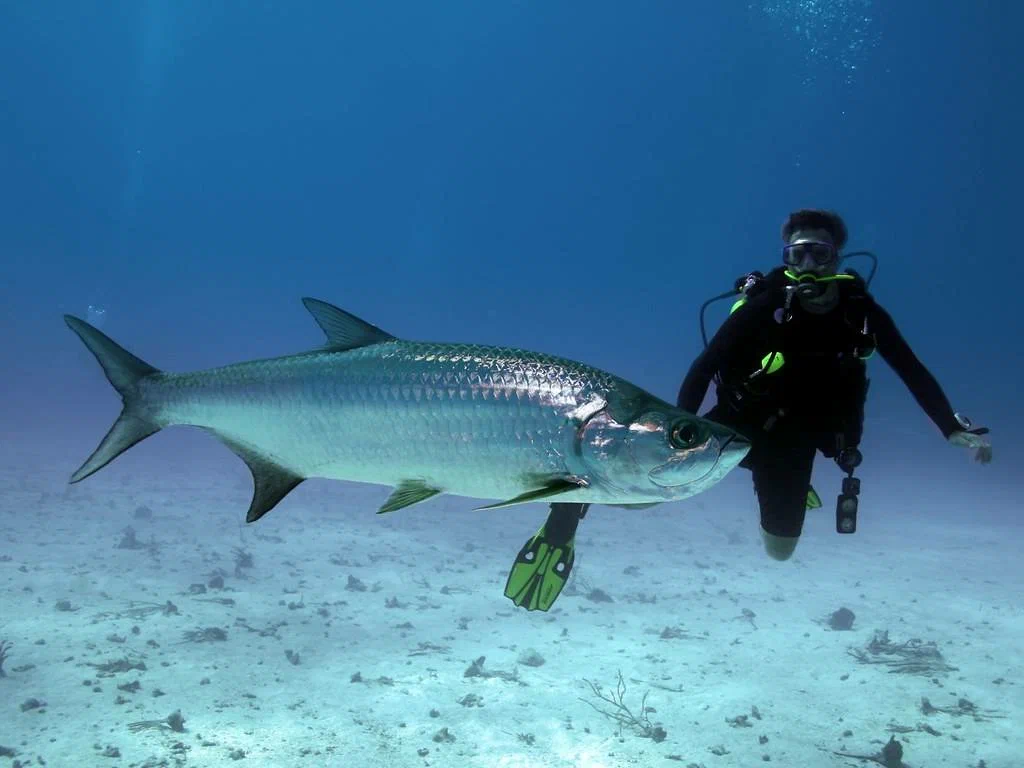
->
[677, 208, 991, 561]
[505, 208, 992, 611]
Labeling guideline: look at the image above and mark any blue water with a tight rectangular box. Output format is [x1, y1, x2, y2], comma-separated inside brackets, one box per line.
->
[1, 3, 1021, 766]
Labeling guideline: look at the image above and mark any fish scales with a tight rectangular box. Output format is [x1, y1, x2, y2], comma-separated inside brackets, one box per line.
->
[146, 342, 614, 499]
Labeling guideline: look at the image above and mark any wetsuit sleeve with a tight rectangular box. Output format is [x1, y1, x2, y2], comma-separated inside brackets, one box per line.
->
[677, 293, 773, 413]
[869, 301, 962, 438]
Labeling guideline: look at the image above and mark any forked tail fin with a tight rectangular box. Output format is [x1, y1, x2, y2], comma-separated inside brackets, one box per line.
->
[64, 315, 163, 482]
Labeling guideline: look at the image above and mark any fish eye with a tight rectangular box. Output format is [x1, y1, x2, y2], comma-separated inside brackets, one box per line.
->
[669, 421, 702, 450]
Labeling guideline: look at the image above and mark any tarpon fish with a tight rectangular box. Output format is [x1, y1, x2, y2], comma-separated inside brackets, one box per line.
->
[64, 298, 749, 521]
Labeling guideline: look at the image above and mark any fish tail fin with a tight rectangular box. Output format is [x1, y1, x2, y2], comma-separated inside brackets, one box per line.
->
[64, 315, 163, 483]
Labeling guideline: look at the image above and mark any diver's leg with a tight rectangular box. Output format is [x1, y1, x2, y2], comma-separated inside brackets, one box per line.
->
[749, 433, 817, 561]
[760, 528, 799, 561]
[545, 502, 589, 544]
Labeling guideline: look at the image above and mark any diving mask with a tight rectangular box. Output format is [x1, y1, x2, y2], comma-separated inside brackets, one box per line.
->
[782, 240, 837, 271]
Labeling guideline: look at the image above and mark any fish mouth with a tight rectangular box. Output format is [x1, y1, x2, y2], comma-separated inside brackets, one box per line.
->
[648, 430, 750, 489]
[719, 431, 751, 458]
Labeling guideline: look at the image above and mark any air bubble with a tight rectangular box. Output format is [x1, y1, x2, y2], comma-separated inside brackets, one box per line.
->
[754, 0, 881, 86]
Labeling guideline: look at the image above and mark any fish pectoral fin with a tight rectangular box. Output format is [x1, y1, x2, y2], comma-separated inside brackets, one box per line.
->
[474, 478, 586, 511]
[301, 298, 396, 350]
[377, 480, 443, 514]
[215, 435, 305, 523]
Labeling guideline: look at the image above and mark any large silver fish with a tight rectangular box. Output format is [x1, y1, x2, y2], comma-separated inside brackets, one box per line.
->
[65, 298, 749, 521]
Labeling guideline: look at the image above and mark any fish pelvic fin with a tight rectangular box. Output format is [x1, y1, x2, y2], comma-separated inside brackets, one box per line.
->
[301, 298, 396, 350]
[64, 315, 163, 483]
[377, 480, 442, 514]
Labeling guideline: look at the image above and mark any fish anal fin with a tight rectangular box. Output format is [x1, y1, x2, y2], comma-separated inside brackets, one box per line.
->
[301, 298, 396, 351]
[475, 477, 586, 511]
[377, 480, 442, 514]
[216, 436, 304, 522]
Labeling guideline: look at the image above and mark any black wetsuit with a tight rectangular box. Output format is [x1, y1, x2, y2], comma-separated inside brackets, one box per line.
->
[676, 270, 962, 539]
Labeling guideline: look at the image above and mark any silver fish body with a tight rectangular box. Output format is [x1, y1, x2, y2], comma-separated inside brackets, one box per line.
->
[65, 298, 749, 521]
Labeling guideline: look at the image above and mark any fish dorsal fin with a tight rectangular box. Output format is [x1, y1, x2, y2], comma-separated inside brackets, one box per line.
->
[301, 297, 396, 350]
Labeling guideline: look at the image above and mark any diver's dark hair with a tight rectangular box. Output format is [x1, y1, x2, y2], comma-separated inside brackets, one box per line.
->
[781, 209, 848, 250]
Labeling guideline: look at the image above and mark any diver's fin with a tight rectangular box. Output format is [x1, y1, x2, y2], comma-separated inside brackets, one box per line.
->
[505, 531, 576, 612]
[377, 480, 442, 514]
[806, 485, 822, 510]
[216, 436, 305, 523]
[301, 298, 396, 350]
[64, 315, 163, 483]
[504, 533, 574, 612]
[505, 502, 584, 611]
[474, 478, 585, 511]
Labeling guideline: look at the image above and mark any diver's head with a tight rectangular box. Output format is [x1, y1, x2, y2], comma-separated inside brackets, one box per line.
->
[781, 209, 847, 277]
[780, 209, 848, 312]
[578, 407, 750, 502]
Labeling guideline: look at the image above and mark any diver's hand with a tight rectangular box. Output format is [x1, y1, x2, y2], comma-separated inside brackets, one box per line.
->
[948, 428, 992, 464]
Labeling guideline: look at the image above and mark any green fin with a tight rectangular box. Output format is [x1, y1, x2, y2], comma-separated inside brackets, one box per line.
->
[474, 478, 585, 511]
[504, 529, 576, 612]
[806, 485, 822, 510]
[377, 480, 442, 514]
[301, 298, 396, 350]
[216, 436, 305, 523]
[64, 315, 163, 483]
[505, 503, 584, 612]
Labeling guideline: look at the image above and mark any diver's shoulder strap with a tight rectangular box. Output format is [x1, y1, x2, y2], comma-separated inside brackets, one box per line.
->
[763, 266, 791, 286]
[729, 267, 789, 315]
[835, 272, 877, 359]
[838, 268, 870, 296]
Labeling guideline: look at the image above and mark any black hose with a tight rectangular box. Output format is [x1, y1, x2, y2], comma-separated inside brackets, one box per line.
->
[699, 289, 739, 348]
[840, 250, 878, 287]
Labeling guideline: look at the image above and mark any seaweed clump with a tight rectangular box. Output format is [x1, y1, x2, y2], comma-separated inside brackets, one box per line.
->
[847, 630, 956, 675]
[834, 735, 907, 767]
[0, 639, 11, 678]
[180, 627, 228, 644]
[128, 709, 186, 733]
